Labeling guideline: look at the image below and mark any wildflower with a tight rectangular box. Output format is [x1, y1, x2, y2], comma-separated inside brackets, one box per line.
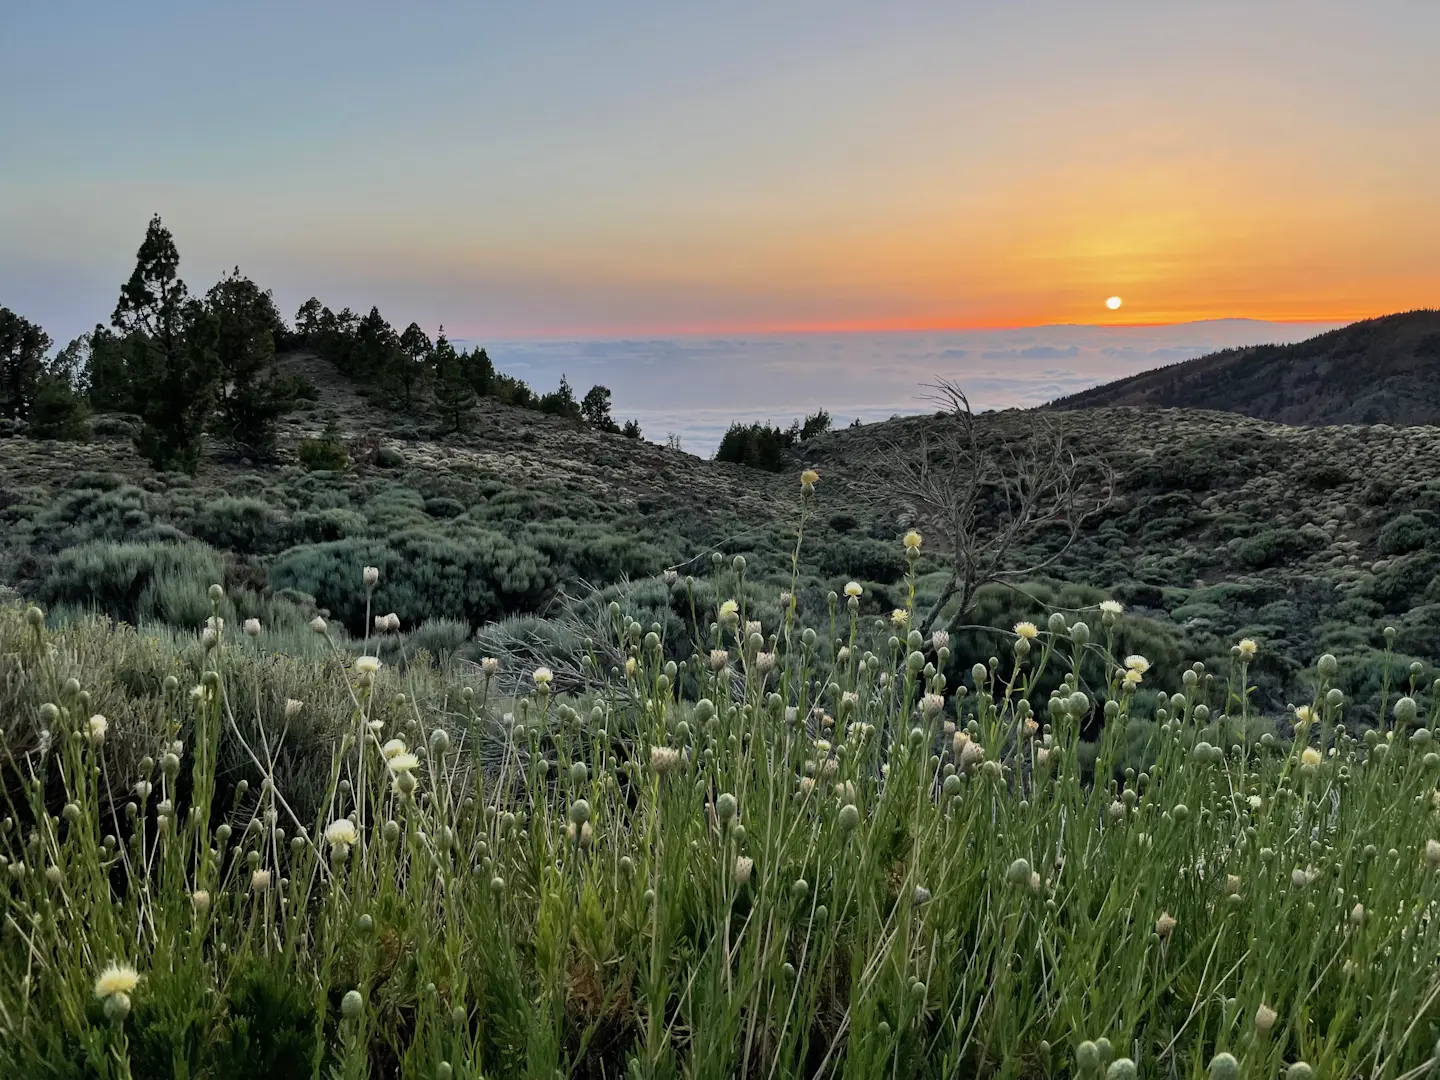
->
[192, 890, 210, 915]
[921, 693, 945, 717]
[326, 819, 359, 848]
[94, 963, 140, 1000]
[382, 738, 408, 759]
[363, 566, 380, 588]
[959, 738, 985, 771]
[800, 468, 820, 488]
[931, 630, 949, 650]
[1237, 638, 1257, 660]
[709, 649, 730, 672]
[1294, 704, 1315, 726]
[284, 698, 304, 719]
[1122, 669, 1143, 690]
[1099, 599, 1122, 616]
[532, 666, 554, 688]
[481, 657, 500, 677]
[718, 599, 740, 625]
[734, 855, 754, 886]
[1254, 1002, 1278, 1037]
[755, 651, 777, 674]
[87, 714, 108, 746]
[1124, 655, 1150, 674]
[250, 869, 271, 894]
[1013, 621, 1038, 640]
[844, 581, 863, 598]
[903, 529, 922, 552]
[1427, 839, 1440, 867]
[650, 746, 682, 775]
[1291, 867, 1312, 890]
[387, 752, 420, 774]
[310, 616, 327, 634]
[1248, 794, 1262, 810]
[201, 627, 218, 649]
[354, 655, 381, 675]
[206, 615, 224, 632]
[341, 989, 364, 1019]
[890, 608, 910, 628]
[1155, 912, 1176, 938]
[780, 590, 793, 606]
[1350, 902, 1366, 926]
[1301, 746, 1322, 766]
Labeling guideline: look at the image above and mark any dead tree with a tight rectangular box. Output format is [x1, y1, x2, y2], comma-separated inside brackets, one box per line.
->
[872, 380, 1114, 636]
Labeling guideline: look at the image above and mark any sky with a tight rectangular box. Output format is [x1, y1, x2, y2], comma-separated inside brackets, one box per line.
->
[2, 0, 1437, 345]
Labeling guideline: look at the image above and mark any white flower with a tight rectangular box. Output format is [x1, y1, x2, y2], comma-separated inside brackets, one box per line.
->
[844, 581, 863, 598]
[650, 746, 682, 775]
[734, 855, 754, 886]
[1124, 655, 1150, 674]
[284, 698, 304, 719]
[251, 869, 271, 893]
[1155, 912, 1176, 938]
[532, 666, 554, 688]
[354, 655, 381, 675]
[206, 616, 224, 632]
[201, 627, 218, 649]
[363, 565, 380, 588]
[718, 599, 740, 624]
[1013, 622, 1038, 640]
[1301, 746, 1322, 766]
[310, 616, 327, 634]
[903, 529, 922, 551]
[87, 714, 108, 746]
[482, 657, 500, 677]
[1099, 600, 1123, 615]
[387, 752, 420, 774]
[243, 618, 261, 638]
[94, 962, 140, 999]
[191, 890, 210, 915]
[325, 819, 359, 847]
[1237, 638, 1257, 660]
[382, 738, 408, 759]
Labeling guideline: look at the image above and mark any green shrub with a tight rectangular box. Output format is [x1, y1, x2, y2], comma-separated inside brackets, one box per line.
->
[39, 540, 224, 625]
[269, 531, 555, 634]
[191, 496, 289, 554]
[1379, 513, 1432, 556]
[296, 419, 348, 471]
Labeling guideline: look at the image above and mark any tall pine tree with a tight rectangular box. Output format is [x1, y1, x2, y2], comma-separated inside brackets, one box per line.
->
[431, 329, 476, 433]
[0, 307, 52, 422]
[112, 215, 219, 472]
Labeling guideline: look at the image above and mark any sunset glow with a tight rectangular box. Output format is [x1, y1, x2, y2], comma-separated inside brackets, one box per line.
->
[2, 3, 1437, 341]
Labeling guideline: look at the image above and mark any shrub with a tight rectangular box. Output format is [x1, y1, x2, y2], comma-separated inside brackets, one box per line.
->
[296, 419, 348, 471]
[1379, 513, 1432, 556]
[191, 496, 289, 554]
[39, 540, 224, 626]
[269, 531, 555, 634]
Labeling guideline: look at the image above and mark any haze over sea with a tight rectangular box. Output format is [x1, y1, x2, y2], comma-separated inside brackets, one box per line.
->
[465, 319, 1340, 455]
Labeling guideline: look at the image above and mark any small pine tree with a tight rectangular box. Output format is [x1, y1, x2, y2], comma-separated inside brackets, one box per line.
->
[208, 268, 296, 458]
[580, 384, 620, 432]
[0, 306, 53, 422]
[27, 372, 90, 441]
[431, 330, 476, 433]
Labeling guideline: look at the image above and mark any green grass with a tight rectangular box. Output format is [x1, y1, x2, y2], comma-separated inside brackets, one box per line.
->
[4, 486, 1440, 1079]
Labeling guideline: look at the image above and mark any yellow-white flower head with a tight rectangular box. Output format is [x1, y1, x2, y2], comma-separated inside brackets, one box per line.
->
[903, 529, 922, 552]
[386, 752, 420, 774]
[1122, 668, 1143, 690]
[381, 738, 408, 759]
[87, 714, 108, 746]
[284, 698, 305, 719]
[890, 608, 910, 628]
[1294, 704, 1315, 725]
[1013, 622, 1038, 640]
[354, 655, 381, 675]
[1124, 655, 1150, 674]
[800, 468, 819, 488]
[844, 581, 863, 598]
[718, 599, 740, 624]
[1099, 600, 1123, 615]
[325, 818, 359, 847]
[94, 962, 140, 999]
[1300, 746, 1322, 766]
[1237, 638, 1257, 660]
[532, 666, 554, 688]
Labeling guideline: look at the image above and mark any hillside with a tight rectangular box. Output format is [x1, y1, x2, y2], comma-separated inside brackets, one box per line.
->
[7, 348, 1440, 715]
[1048, 309, 1440, 425]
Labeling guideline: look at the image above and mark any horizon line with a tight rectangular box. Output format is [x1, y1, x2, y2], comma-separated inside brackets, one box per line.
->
[452, 311, 1368, 343]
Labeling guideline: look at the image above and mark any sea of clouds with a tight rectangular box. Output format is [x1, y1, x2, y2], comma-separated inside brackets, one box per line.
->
[465, 320, 1340, 455]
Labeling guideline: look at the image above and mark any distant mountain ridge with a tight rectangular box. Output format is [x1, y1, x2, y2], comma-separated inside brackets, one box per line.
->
[1048, 310, 1440, 426]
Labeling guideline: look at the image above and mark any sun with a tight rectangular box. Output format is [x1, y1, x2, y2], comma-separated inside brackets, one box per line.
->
[1106, 296, 1123, 311]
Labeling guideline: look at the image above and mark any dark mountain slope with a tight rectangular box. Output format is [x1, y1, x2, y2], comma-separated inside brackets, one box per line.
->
[1049, 309, 1440, 425]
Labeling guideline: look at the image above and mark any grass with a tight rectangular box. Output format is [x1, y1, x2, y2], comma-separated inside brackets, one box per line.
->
[4, 479, 1440, 1079]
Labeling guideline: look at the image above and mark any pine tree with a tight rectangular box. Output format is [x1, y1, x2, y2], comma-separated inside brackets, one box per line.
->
[208, 268, 296, 458]
[393, 322, 434, 409]
[0, 306, 52, 422]
[111, 215, 219, 472]
[580, 384, 620, 432]
[431, 329, 476, 433]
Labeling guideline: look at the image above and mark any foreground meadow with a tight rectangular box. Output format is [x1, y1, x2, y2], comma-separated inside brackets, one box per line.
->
[3, 481, 1440, 1079]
